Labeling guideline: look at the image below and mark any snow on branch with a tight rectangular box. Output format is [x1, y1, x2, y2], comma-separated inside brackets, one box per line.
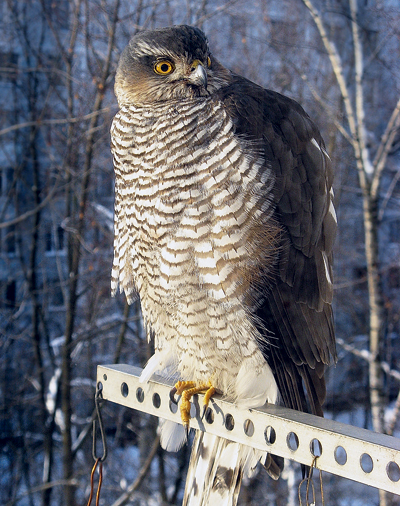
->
[337, 337, 400, 382]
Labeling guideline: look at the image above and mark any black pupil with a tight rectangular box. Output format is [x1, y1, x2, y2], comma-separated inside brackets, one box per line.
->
[160, 63, 169, 72]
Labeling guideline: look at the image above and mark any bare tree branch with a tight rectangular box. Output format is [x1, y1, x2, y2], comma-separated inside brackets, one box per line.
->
[0, 107, 115, 137]
[336, 338, 400, 382]
[372, 95, 400, 199]
[298, 72, 353, 144]
[378, 166, 400, 222]
[0, 178, 60, 229]
[5, 480, 80, 506]
[110, 435, 161, 506]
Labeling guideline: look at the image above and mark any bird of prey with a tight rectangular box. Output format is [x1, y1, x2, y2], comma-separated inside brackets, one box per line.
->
[111, 24, 336, 505]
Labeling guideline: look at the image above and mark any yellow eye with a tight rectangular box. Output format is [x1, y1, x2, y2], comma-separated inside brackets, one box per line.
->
[154, 60, 175, 75]
[207, 56, 212, 68]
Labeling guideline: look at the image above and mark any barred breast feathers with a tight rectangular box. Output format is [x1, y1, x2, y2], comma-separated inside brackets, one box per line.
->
[111, 96, 280, 404]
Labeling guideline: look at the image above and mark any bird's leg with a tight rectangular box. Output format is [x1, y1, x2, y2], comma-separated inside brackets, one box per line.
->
[169, 380, 216, 436]
[201, 382, 216, 418]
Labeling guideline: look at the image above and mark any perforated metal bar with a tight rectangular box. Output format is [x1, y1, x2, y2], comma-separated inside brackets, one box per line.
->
[97, 364, 400, 495]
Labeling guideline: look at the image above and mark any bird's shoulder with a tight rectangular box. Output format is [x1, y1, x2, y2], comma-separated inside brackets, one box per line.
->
[214, 74, 334, 257]
[215, 73, 325, 155]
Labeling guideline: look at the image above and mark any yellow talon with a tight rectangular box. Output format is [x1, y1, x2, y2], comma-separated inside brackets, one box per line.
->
[174, 380, 196, 396]
[203, 382, 216, 408]
[170, 380, 216, 430]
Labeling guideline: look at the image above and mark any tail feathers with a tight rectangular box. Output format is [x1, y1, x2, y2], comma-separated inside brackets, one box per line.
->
[183, 431, 275, 506]
[159, 419, 187, 452]
[261, 452, 284, 480]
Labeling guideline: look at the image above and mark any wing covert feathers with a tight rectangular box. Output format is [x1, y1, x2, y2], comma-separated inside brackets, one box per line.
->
[219, 75, 337, 416]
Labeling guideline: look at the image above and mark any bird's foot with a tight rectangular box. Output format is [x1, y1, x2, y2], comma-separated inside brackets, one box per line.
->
[169, 380, 216, 437]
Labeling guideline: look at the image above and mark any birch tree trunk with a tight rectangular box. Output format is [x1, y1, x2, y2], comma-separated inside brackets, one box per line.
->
[363, 193, 386, 434]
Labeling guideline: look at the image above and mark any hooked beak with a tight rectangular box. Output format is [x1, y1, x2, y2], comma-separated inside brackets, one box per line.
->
[188, 60, 208, 89]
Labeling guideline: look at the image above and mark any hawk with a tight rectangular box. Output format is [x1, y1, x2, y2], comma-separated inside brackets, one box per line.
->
[111, 25, 336, 505]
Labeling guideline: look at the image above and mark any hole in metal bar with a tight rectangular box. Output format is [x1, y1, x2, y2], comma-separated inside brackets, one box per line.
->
[387, 461, 400, 482]
[121, 382, 129, 398]
[287, 432, 299, 451]
[360, 453, 373, 473]
[136, 387, 144, 403]
[103, 374, 107, 381]
[334, 446, 347, 465]
[225, 414, 234, 431]
[244, 419, 254, 437]
[169, 400, 178, 414]
[310, 438, 322, 457]
[204, 407, 214, 424]
[264, 426, 276, 445]
[152, 392, 161, 408]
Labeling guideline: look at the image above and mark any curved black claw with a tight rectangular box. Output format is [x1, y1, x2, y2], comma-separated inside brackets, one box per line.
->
[201, 404, 207, 421]
[184, 423, 190, 440]
[169, 386, 178, 405]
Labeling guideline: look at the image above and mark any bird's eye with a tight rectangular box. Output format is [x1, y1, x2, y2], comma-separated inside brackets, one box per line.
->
[154, 60, 175, 75]
[207, 56, 212, 68]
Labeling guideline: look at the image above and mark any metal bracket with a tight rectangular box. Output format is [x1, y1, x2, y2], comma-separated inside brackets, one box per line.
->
[97, 364, 400, 495]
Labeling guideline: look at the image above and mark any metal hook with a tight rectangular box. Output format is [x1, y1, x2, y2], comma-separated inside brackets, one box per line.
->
[92, 382, 107, 462]
[298, 455, 325, 506]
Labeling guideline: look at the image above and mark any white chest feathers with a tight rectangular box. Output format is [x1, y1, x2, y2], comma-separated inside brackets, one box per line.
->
[111, 97, 279, 405]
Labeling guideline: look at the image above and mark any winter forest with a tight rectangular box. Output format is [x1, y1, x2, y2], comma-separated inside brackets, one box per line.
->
[1, 0, 400, 505]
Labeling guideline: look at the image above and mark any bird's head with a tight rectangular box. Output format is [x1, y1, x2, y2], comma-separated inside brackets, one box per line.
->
[114, 25, 231, 106]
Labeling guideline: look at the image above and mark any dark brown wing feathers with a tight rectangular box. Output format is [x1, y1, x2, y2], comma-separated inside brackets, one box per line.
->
[218, 75, 336, 416]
